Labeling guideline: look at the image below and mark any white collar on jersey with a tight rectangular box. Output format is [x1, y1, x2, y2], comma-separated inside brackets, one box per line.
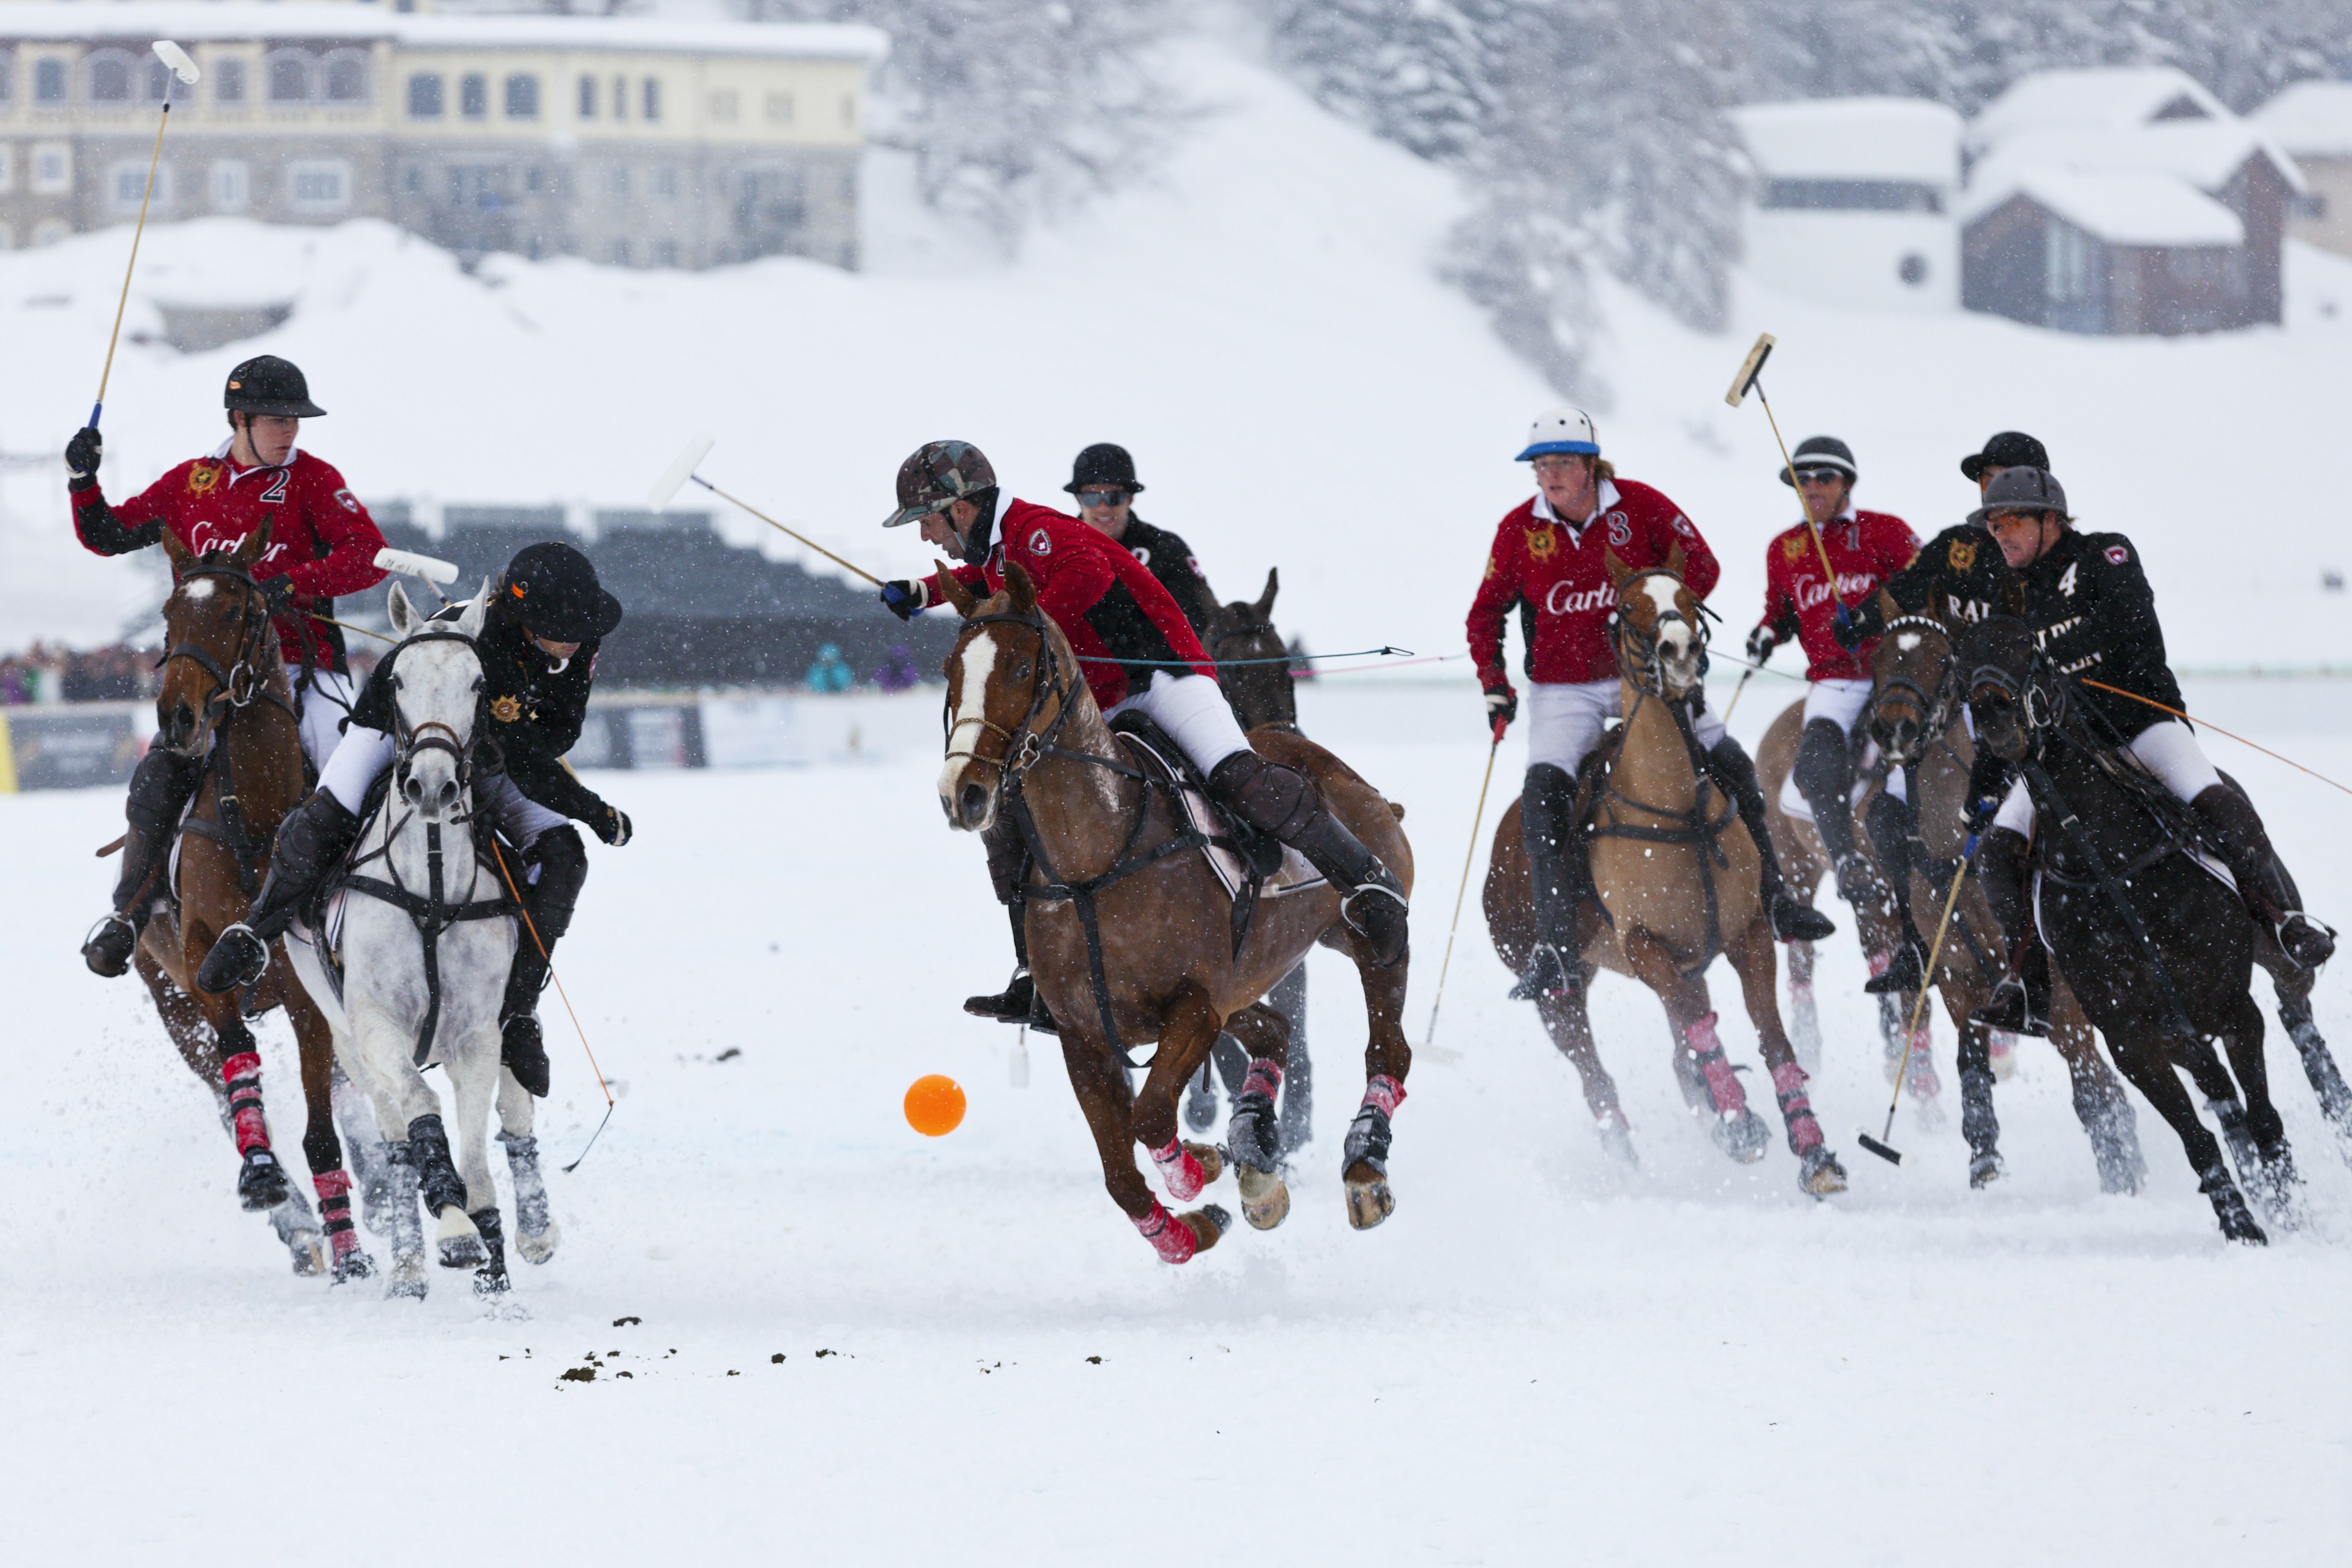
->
[1534, 477, 1620, 534]
[208, 437, 301, 480]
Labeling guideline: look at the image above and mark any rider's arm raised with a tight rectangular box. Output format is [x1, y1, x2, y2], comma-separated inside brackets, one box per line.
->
[70, 463, 181, 557]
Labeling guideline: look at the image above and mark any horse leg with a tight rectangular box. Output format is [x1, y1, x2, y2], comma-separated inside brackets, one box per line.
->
[2272, 967, 2352, 1164]
[284, 987, 369, 1283]
[1951, 1010, 2003, 1190]
[1624, 928, 1767, 1166]
[1270, 961, 1313, 1157]
[497, 1067, 559, 1265]
[349, 1009, 470, 1278]
[2051, 990, 2145, 1194]
[1342, 941, 1412, 1231]
[331, 1062, 399, 1239]
[1060, 1028, 1224, 1264]
[1222, 1003, 1294, 1230]
[198, 1000, 293, 1214]
[1133, 983, 1230, 1212]
[2173, 1036, 2268, 1194]
[2108, 1035, 2264, 1244]
[1536, 979, 1635, 1166]
[448, 1033, 508, 1295]
[2215, 993, 2302, 1227]
[134, 946, 230, 1115]
[341, 1047, 429, 1299]
[1785, 938, 1822, 1072]
[1729, 921, 1846, 1196]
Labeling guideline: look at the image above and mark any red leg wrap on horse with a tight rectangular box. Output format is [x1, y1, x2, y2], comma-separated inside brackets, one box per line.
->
[1133, 1199, 1197, 1264]
[312, 1169, 358, 1254]
[1241, 1058, 1283, 1100]
[1362, 1074, 1406, 1118]
[222, 1050, 268, 1155]
[1772, 1061, 1824, 1153]
[1687, 1014, 1747, 1115]
[1150, 1138, 1209, 1203]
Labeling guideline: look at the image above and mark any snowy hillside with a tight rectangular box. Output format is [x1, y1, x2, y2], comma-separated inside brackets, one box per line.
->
[6, 32, 2352, 668]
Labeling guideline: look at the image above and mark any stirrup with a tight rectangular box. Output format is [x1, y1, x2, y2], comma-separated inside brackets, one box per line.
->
[81, 913, 140, 978]
[1770, 891, 1837, 944]
[1340, 881, 1409, 967]
[1970, 975, 2049, 1039]
[963, 970, 1035, 1024]
[1509, 941, 1579, 1001]
[195, 923, 270, 995]
[1863, 940, 1927, 995]
[2277, 911, 2335, 970]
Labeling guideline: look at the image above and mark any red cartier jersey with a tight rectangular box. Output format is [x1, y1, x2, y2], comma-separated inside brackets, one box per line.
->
[1760, 509, 1922, 682]
[923, 499, 1215, 711]
[72, 447, 388, 674]
[1468, 478, 1721, 688]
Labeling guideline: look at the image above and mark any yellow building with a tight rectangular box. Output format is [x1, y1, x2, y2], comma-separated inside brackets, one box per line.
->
[0, 3, 886, 268]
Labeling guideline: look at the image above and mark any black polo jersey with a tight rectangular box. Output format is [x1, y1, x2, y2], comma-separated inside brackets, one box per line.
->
[2010, 528, 2182, 743]
[1112, 516, 1218, 637]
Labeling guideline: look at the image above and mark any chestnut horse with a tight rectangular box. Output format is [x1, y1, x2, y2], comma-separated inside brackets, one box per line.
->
[127, 523, 378, 1280]
[935, 563, 1414, 1262]
[1484, 548, 1847, 1194]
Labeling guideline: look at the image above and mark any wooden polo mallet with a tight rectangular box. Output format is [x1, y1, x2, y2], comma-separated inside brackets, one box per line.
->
[1724, 333, 1854, 649]
[648, 434, 886, 586]
[1857, 842, 1978, 1166]
[91, 42, 202, 432]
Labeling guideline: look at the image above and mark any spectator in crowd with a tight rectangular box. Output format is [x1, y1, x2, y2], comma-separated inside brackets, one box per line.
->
[806, 643, 855, 693]
[872, 644, 922, 692]
[0, 642, 160, 706]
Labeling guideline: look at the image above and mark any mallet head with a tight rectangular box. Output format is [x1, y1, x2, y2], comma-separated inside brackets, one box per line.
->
[152, 40, 201, 85]
[373, 547, 459, 586]
[1725, 332, 1776, 408]
[649, 433, 715, 510]
[1856, 1131, 1904, 1166]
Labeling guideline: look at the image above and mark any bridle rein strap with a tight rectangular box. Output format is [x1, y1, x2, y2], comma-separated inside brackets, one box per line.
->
[164, 560, 301, 899]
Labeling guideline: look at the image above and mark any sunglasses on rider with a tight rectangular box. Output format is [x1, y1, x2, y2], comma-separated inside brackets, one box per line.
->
[1792, 467, 1847, 484]
[1076, 488, 1131, 507]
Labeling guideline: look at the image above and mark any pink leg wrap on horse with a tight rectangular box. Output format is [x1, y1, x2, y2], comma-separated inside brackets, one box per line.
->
[1686, 1014, 1747, 1115]
[312, 1169, 360, 1260]
[1772, 1061, 1825, 1153]
[1362, 1074, 1406, 1118]
[1241, 1058, 1283, 1099]
[1133, 1199, 1197, 1264]
[1867, 951, 1892, 981]
[222, 1051, 268, 1155]
[1150, 1138, 1209, 1203]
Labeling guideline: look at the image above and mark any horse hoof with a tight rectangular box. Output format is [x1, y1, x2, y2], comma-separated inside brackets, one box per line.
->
[1711, 1109, 1770, 1165]
[1179, 1205, 1232, 1253]
[386, 1259, 429, 1301]
[435, 1207, 485, 1269]
[1183, 1083, 1218, 1135]
[1344, 1161, 1394, 1230]
[236, 1150, 291, 1212]
[332, 1247, 377, 1285]
[1798, 1145, 1848, 1196]
[1596, 1114, 1638, 1167]
[1968, 1151, 2005, 1190]
[1238, 1166, 1290, 1231]
[287, 1231, 328, 1277]
[473, 1267, 512, 1298]
[1184, 1142, 1224, 1188]
[516, 1222, 562, 1266]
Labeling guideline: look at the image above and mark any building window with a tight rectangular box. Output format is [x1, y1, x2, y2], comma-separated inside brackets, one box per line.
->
[654, 165, 678, 198]
[404, 165, 422, 194]
[842, 93, 856, 129]
[710, 90, 739, 124]
[654, 239, 679, 266]
[215, 58, 247, 107]
[108, 160, 172, 213]
[461, 74, 488, 120]
[0, 50, 12, 107]
[0, 145, 12, 194]
[643, 77, 660, 121]
[268, 51, 315, 105]
[526, 166, 543, 194]
[505, 74, 540, 120]
[323, 51, 370, 105]
[31, 142, 70, 194]
[211, 160, 250, 214]
[766, 92, 793, 126]
[606, 165, 630, 198]
[578, 75, 596, 119]
[2046, 222, 2096, 304]
[1760, 179, 1941, 214]
[35, 58, 68, 105]
[143, 56, 175, 104]
[87, 50, 137, 104]
[407, 73, 443, 119]
[288, 159, 351, 213]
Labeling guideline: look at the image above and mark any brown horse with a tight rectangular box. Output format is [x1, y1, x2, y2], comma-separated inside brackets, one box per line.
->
[1861, 596, 2145, 1192]
[935, 562, 1414, 1261]
[126, 524, 375, 1280]
[1484, 548, 1847, 1194]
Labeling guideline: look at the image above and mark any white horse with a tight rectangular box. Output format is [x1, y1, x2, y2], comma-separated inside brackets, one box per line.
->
[284, 581, 555, 1298]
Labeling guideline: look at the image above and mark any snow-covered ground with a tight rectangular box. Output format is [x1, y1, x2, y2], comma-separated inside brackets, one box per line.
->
[5, 682, 2348, 1563]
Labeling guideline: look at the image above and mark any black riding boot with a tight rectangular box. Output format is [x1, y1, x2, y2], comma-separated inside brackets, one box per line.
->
[1512, 763, 1586, 1000]
[1795, 717, 1887, 911]
[1210, 752, 1409, 967]
[1706, 737, 1837, 943]
[2191, 785, 2336, 970]
[499, 827, 587, 1098]
[83, 742, 203, 977]
[194, 790, 361, 995]
[964, 902, 1059, 1034]
[1970, 826, 2051, 1038]
[1861, 787, 1929, 995]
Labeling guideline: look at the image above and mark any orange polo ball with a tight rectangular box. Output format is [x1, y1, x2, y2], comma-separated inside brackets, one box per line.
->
[903, 1074, 967, 1137]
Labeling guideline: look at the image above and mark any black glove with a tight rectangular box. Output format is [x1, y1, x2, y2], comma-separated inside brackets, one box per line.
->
[1830, 603, 1863, 652]
[258, 576, 298, 615]
[591, 803, 633, 846]
[1744, 624, 1777, 665]
[66, 427, 102, 490]
[1483, 683, 1517, 740]
[880, 580, 928, 622]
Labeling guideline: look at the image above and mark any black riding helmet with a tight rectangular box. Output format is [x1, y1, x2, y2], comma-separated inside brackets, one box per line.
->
[1960, 431, 2049, 481]
[1065, 442, 1144, 496]
[499, 541, 623, 645]
[1779, 434, 1855, 487]
[223, 355, 326, 418]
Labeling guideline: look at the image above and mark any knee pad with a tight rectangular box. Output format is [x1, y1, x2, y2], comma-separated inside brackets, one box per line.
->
[126, 742, 202, 826]
[524, 826, 589, 941]
[1209, 753, 1317, 838]
[1705, 737, 1760, 794]
[1863, 788, 1910, 856]
[1793, 720, 1852, 804]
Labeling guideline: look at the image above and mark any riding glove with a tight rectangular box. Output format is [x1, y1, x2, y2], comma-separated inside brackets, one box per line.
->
[258, 576, 299, 615]
[1744, 624, 1777, 664]
[880, 580, 929, 622]
[66, 427, 102, 490]
[1483, 684, 1517, 739]
[591, 804, 633, 846]
[1830, 603, 1863, 651]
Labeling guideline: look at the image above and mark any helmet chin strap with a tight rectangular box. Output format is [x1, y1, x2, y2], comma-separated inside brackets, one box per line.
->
[957, 489, 1001, 568]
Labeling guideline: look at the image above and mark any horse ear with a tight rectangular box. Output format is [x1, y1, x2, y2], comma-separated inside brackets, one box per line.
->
[388, 581, 420, 638]
[458, 578, 492, 641]
[230, 516, 273, 568]
[1879, 588, 1902, 624]
[157, 526, 192, 576]
[1256, 568, 1278, 617]
[934, 566, 978, 619]
[1005, 559, 1039, 615]
[1665, 541, 1686, 579]
[1604, 550, 1630, 589]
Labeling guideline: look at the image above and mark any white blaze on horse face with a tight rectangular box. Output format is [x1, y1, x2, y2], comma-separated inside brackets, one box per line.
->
[1640, 576, 1699, 677]
[1897, 631, 1921, 652]
[396, 638, 481, 821]
[939, 630, 999, 810]
[184, 578, 216, 601]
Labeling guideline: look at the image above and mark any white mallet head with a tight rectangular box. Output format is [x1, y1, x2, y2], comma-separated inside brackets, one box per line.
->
[373, 547, 459, 586]
[1725, 332, 1777, 409]
[648, 433, 715, 510]
[153, 40, 201, 86]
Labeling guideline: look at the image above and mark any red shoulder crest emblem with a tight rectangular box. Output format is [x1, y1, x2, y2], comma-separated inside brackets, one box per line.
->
[2105, 545, 2128, 565]
[1782, 535, 1806, 562]
[1526, 527, 1557, 562]
[1029, 528, 1052, 556]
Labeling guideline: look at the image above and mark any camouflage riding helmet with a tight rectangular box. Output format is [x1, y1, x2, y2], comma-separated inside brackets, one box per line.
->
[884, 440, 1000, 566]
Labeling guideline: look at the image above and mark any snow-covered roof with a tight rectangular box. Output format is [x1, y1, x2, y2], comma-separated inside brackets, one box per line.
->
[1959, 168, 2244, 247]
[0, 4, 889, 62]
[1732, 98, 1962, 186]
[2254, 80, 2352, 159]
[1969, 66, 2233, 150]
[1970, 122, 2305, 198]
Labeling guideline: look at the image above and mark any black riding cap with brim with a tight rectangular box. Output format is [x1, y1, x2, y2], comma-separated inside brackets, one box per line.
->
[1065, 442, 1145, 496]
[222, 355, 326, 419]
[501, 541, 624, 643]
[1960, 430, 2049, 481]
[1967, 466, 2071, 528]
[1779, 434, 1856, 486]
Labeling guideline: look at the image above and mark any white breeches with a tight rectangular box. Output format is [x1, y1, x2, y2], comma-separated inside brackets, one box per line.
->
[1991, 718, 2219, 836]
[1525, 678, 1724, 776]
[1778, 678, 1907, 821]
[320, 724, 568, 851]
[1105, 671, 1253, 775]
[295, 669, 357, 773]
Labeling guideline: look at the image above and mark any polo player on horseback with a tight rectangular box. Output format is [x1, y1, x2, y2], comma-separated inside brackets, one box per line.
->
[1744, 434, 1926, 990]
[1954, 467, 2335, 1034]
[197, 543, 633, 1098]
[878, 440, 1409, 1028]
[1470, 409, 1835, 1001]
[1063, 442, 1221, 638]
[71, 355, 389, 978]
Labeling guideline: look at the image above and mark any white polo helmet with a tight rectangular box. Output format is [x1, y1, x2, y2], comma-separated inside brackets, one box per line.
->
[1515, 407, 1599, 461]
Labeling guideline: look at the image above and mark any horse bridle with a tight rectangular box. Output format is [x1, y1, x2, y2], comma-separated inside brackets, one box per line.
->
[945, 611, 1082, 784]
[1609, 567, 1714, 699]
[1210, 617, 1300, 733]
[1966, 624, 2064, 751]
[1872, 612, 1958, 761]
[163, 563, 294, 729]
[388, 628, 488, 806]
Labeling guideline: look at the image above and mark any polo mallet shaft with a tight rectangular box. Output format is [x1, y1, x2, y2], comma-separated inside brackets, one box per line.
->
[1724, 333, 1842, 607]
[696, 475, 886, 587]
[647, 433, 886, 586]
[491, 842, 616, 1171]
[1858, 849, 1975, 1166]
[1420, 736, 1503, 1057]
[92, 43, 199, 429]
[1719, 665, 1755, 723]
